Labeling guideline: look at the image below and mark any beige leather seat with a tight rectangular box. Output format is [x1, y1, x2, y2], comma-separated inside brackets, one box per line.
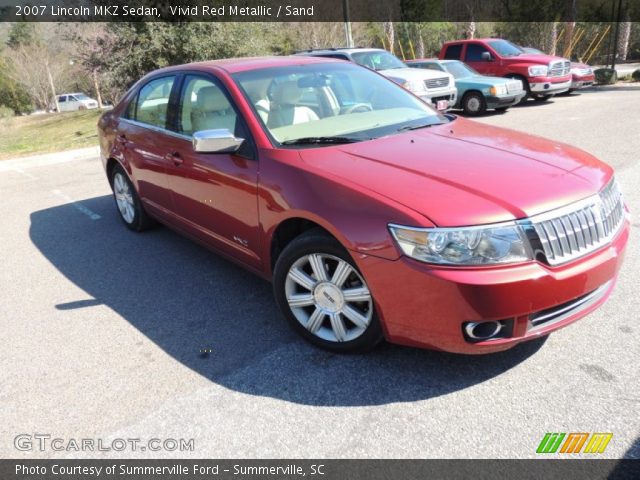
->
[191, 86, 236, 134]
[267, 81, 319, 128]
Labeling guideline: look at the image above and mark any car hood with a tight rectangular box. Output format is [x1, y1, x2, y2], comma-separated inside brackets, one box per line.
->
[299, 117, 611, 227]
[379, 67, 451, 82]
[456, 75, 510, 88]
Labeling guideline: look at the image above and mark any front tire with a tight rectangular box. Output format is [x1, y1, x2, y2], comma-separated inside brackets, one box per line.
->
[462, 92, 487, 116]
[110, 164, 155, 232]
[273, 230, 383, 353]
[533, 94, 553, 102]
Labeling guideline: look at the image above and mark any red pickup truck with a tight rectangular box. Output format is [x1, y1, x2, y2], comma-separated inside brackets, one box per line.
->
[439, 39, 572, 101]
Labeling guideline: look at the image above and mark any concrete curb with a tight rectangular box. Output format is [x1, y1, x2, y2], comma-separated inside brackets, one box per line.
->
[0, 146, 100, 172]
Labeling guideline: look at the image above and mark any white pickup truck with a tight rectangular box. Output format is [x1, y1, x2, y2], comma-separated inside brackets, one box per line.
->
[296, 48, 458, 111]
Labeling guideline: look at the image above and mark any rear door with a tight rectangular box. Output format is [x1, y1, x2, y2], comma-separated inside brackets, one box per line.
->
[164, 73, 261, 268]
[117, 75, 179, 216]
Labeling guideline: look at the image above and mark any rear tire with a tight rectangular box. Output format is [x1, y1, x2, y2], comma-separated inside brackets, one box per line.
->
[461, 92, 487, 116]
[273, 230, 383, 353]
[110, 164, 156, 232]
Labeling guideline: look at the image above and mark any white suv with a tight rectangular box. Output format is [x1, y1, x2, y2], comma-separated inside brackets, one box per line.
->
[53, 93, 99, 112]
[295, 48, 457, 111]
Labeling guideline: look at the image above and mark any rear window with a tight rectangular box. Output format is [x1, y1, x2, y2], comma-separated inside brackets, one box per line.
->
[443, 44, 462, 60]
[131, 76, 175, 129]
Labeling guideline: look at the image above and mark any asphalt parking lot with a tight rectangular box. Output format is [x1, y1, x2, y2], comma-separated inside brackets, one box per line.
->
[1, 85, 639, 461]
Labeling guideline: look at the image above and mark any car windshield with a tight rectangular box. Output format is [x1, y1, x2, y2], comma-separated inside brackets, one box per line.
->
[488, 40, 523, 57]
[73, 93, 91, 100]
[232, 62, 447, 147]
[442, 61, 478, 78]
[351, 51, 406, 71]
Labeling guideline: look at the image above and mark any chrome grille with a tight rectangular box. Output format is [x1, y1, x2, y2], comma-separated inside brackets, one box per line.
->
[425, 77, 450, 89]
[506, 80, 523, 93]
[549, 60, 571, 77]
[530, 179, 625, 265]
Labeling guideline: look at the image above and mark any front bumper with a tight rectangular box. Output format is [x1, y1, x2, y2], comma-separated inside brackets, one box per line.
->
[485, 91, 526, 109]
[529, 77, 572, 95]
[418, 87, 458, 110]
[570, 74, 595, 90]
[355, 220, 629, 354]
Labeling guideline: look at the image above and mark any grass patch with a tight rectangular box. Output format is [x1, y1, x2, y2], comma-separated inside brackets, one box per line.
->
[0, 109, 102, 160]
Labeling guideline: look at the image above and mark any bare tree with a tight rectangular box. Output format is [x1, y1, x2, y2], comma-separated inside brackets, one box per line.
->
[417, 35, 425, 58]
[64, 23, 116, 108]
[384, 22, 395, 53]
[5, 43, 67, 110]
[465, 22, 476, 39]
[617, 15, 632, 61]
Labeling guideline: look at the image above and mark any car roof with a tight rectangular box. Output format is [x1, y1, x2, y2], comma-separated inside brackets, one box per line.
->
[297, 48, 385, 55]
[148, 55, 342, 76]
[444, 38, 506, 44]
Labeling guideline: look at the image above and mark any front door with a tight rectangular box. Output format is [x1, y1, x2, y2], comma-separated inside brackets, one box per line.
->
[165, 74, 261, 269]
[464, 42, 498, 76]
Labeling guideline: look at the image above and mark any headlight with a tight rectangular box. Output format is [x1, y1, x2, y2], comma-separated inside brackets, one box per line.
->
[402, 80, 424, 92]
[389, 223, 533, 265]
[528, 65, 549, 77]
[489, 85, 507, 96]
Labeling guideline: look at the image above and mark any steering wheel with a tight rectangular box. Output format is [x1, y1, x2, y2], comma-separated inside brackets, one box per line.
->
[343, 103, 373, 114]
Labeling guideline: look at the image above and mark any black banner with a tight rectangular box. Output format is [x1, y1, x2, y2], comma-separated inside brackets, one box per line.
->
[1, 459, 640, 480]
[2, 0, 640, 22]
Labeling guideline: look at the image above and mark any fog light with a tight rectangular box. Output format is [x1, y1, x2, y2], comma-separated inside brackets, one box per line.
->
[464, 321, 503, 341]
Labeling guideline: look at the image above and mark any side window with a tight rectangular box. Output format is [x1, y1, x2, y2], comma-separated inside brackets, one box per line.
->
[424, 63, 445, 72]
[59, 96, 67, 103]
[123, 96, 136, 119]
[178, 76, 238, 137]
[134, 76, 175, 129]
[322, 54, 349, 61]
[443, 44, 462, 60]
[465, 44, 490, 62]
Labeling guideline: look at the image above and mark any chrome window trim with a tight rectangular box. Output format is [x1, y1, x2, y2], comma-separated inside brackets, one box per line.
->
[120, 117, 192, 142]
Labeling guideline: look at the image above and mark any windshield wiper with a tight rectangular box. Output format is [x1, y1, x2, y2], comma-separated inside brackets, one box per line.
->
[396, 122, 443, 132]
[281, 136, 362, 145]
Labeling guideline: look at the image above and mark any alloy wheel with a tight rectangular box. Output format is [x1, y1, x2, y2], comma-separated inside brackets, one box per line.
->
[284, 253, 373, 343]
[113, 172, 135, 224]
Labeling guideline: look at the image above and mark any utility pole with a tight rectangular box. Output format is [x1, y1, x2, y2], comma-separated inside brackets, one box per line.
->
[343, 0, 353, 47]
[611, 0, 623, 71]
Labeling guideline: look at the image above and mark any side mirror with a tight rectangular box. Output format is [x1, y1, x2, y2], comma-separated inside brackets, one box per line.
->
[192, 129, 244, 153]
[481, 52, 493, 62]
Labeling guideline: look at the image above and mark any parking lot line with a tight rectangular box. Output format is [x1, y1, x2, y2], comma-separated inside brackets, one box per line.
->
[52, 189, 102, 220]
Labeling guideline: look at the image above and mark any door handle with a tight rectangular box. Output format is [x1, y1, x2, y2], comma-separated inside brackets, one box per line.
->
[165, 152, 183, 166]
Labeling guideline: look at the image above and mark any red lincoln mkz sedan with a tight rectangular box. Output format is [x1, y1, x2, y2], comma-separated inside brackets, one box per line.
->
[97, 56, 629, 354]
